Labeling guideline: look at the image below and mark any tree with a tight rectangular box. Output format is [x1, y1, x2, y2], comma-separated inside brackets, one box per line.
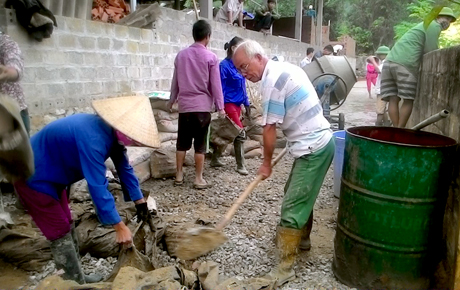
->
[324, 0, 412, 54]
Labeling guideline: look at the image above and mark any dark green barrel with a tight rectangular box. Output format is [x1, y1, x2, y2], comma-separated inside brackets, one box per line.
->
[332, 126, 457, 289]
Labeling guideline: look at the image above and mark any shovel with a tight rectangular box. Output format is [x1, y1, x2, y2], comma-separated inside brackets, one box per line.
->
[175, 148, 288, 260]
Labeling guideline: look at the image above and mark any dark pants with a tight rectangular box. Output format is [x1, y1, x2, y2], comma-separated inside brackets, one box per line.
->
[255, 16, 274, 31]
[176, 112, 211, 154]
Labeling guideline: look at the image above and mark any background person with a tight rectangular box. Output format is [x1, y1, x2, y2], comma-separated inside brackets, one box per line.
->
[381, 7, 456, 128]
[314, 44, 334, 59]
[0, 31, 29, 134]
[370, 45, 391, 126]
[168, 20, 225, 189]
[300, 47, 315, 68]
[215, 0, 245, 27]
[366, 56, 379, 99]
[211, 36, 251, 175]
[254, 0, 280, 34]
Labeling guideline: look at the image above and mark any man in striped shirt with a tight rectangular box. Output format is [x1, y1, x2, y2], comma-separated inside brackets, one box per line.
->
[233, 40, 335, 285]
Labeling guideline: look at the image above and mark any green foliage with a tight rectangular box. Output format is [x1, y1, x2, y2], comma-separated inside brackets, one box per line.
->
[325, 0, 412, 54]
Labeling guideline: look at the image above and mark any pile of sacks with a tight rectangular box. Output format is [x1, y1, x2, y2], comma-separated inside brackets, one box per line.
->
[35, 262, 277, 290]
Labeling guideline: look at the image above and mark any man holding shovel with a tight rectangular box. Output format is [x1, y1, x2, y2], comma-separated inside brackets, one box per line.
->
[233, 40, 335, 285]
[13, 96, 159, 284]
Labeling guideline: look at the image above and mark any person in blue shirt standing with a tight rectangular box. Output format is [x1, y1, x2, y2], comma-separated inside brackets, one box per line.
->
[13, 96, 160, 284]
[210, 36, 251, 175]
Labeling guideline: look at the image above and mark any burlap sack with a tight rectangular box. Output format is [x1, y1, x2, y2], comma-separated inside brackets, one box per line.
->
[210, 117, 242, 147]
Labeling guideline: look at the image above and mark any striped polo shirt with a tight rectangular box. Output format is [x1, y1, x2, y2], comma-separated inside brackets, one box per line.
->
[259, 60, 332, 158]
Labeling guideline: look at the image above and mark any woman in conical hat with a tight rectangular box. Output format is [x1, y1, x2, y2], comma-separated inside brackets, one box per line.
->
[13, 96, 160, 284]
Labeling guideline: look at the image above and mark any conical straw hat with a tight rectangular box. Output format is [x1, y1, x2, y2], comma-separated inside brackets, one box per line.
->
[92, 96, 161, 148]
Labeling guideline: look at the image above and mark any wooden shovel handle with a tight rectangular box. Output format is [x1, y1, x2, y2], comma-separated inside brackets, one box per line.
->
[215, 147, 287, 231]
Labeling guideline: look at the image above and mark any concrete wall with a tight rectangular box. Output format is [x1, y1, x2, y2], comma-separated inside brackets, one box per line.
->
[408, 45, 460, 289]
[1, 7, 310, 132]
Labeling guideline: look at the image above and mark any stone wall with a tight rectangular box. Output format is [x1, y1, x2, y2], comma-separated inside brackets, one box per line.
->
[1, 6, 310, 132]
[408, 45, 460, 289]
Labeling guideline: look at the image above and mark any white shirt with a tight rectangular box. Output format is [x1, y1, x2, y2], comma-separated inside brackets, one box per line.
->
[259, 60, 332, 158]
[215, 0, 243, 23]
[375, 59, 384, 95]
[300, 56, 312, 68]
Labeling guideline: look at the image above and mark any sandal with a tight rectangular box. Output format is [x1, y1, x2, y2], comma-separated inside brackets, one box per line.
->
[193, 183, 212, 189]
[174, 180, 184, 186]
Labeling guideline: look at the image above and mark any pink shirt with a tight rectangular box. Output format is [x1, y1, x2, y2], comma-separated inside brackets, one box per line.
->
[169, 43, 224, 113]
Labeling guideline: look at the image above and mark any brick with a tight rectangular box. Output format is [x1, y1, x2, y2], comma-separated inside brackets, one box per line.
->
[39, 36, 57, 48]
[86, 21, 102, 35]
[59, 34, 77, 47]
[23, 49, 43, 65]
[66, 82, 84, 97]
[60, 67, 79, 80]
[113, 67, 126, 79]
[130, 55, 142, 66]
[79, 67, 97, 81]
[116, 54, 131, 66]
[131, 80, 144, 91]
[98, 38, 111, 50]
[28, 99, 43, 114]
[160, 79, 171, 90]
[103, 81, 118, 94]
[22, 68, 35, 83]
[34, 84, 49, 100]
[150, 44, 162, 54]
[141, 29, 153, 42]
[100, 54, 115, 66]
[144, 80, 157, 91]
[127, 67, 139, 79]
[66, 52, 84, 65]
[100, 22, 114, 37]
[128, 27, 141, 40]
[65, 18, 85, 33]
[163, 45, 173, 54]
[158, 33, 169, 43]
[48, 84, 66, 97]
[84, 53, 101, 66]
[7, 26, 31, 45]
[79, 37, 96, 50]
[112, 39, 125, 51]
[140, 68, 151, 78]
[119, 81, 131, 93]
[126, 41, 139, 53]
[115, 24, 129, 39]
[97, 67, 113, 79]
[35, 68, 59, 81]
[139, 43, 150, 54]
[85, 82, 103, 95]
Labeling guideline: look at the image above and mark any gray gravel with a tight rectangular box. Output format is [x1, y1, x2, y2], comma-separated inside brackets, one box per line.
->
[142, 153, 351, 289]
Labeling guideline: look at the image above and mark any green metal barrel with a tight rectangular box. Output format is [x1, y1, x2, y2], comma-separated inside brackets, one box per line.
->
[332, 126, 457, 289]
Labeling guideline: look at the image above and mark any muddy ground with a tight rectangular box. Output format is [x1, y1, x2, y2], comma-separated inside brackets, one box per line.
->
[0, 81, 376, 289]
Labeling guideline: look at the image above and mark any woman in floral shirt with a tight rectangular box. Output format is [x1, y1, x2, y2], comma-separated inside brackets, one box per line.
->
[0, 31, 29, 134]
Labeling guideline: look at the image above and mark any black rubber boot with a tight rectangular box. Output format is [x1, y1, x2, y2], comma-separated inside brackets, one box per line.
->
[210, 144, 226, 167]
[299, 212, 313, 251]
[70, 224, 103, 283]
[50, 233, 86, 284]
[234, 131, 248, 175]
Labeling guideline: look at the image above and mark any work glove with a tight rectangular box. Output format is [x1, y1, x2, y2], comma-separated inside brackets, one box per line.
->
[135, 202, 156, 231]
[244, 105, 252, 121]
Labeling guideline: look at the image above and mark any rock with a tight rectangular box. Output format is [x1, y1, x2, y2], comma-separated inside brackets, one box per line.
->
[35, 275, 78, 290]
[55, 109, 66, 116]
[43, 115, 57, 125]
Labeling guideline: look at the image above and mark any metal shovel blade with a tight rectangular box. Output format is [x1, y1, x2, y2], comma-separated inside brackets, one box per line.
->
[175, 226, 228, 260]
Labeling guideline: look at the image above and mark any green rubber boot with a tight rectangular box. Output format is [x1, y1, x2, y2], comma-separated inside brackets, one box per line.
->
[267, 226, 302, 286]
[50, 233, 86, 284]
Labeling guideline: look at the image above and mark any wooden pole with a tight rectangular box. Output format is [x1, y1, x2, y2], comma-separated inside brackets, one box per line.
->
[192, 0, 200, 21]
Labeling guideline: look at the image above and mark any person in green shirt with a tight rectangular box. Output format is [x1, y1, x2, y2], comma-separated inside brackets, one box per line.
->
[381, 7, 456, 128]
[254, 0, 280, 34]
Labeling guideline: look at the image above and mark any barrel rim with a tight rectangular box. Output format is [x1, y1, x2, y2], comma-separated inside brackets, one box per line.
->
[346, 126, 458, 148]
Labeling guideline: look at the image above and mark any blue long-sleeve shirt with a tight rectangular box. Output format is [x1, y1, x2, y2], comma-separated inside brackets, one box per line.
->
[27, 114, 143, 225]
[220, 58, 250, 107]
